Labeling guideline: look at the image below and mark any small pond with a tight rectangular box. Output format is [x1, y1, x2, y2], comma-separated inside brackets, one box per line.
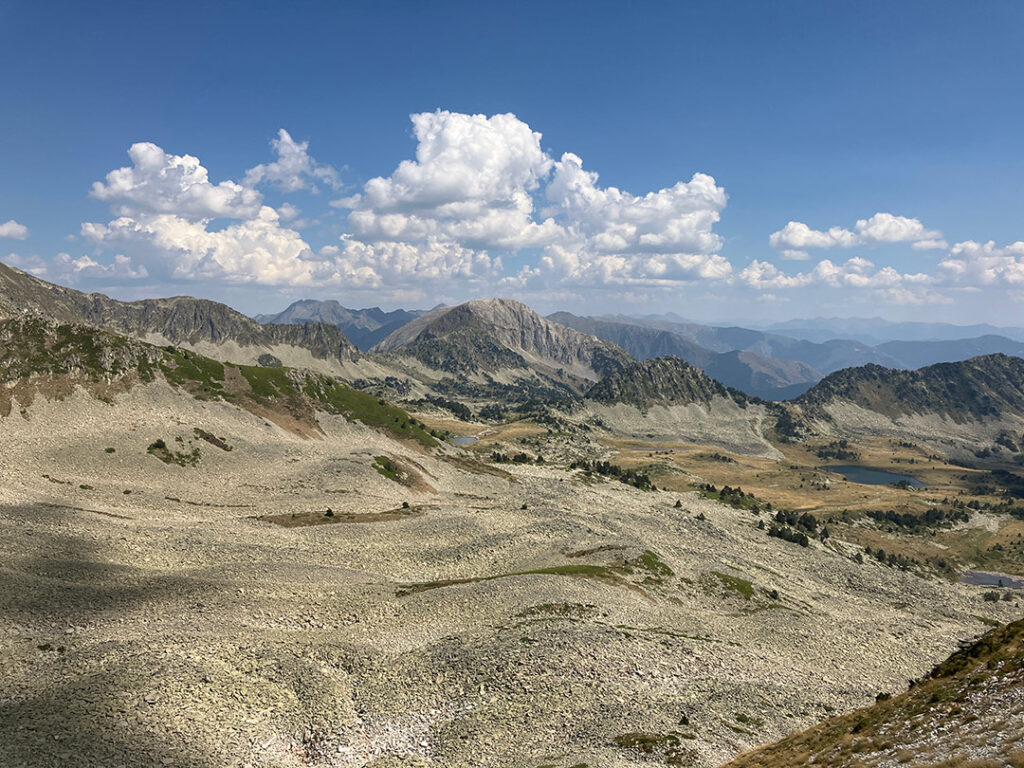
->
[961, 570, 1024, 589]
[450, 435, 478, 446]
[827, 464, 926, 488]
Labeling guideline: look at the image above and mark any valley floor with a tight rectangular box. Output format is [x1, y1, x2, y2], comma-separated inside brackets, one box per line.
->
[0, 386, 1018, 767]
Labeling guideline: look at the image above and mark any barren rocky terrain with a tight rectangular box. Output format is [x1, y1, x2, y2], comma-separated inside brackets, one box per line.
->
[0, 383, 1016, 768]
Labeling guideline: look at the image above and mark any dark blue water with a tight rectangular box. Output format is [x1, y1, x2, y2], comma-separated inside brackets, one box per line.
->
[450, 435, 478, 446]
[962, 570, 1024, 589]
[827, 465, 926, 488]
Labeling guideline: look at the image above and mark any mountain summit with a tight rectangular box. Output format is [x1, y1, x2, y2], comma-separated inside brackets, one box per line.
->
[372, 298, 632, 381]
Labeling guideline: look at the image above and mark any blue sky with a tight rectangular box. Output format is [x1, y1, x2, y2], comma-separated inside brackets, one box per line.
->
[1, 0, 1023, 323]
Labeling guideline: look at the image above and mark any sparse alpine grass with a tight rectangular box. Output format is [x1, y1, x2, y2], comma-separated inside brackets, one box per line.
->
[1, 315, 439, 447]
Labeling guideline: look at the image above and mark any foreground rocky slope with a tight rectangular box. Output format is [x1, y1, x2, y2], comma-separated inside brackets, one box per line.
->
[724, 619, 1024, 767]
[0, 381, 1008, 767]
[0, 313, 1020, 767]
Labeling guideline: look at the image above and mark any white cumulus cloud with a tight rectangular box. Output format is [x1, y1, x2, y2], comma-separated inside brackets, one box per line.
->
[92, 142, 262, 220]
[543, 152, 726, 256]
[940, 240, 1024, 286]
[53, 252, 148, 282]
[330, 237, 501, 289]
[339, 110, 559, 250]
[769, 212, 946, 252]
[740, 256, 935, 303]
[244, 129, 340, 193]
[83, 207, 323, 286]
[2, 253, 48, 276]
[0, 220, 29, 239]
[331, 110, 735, 292]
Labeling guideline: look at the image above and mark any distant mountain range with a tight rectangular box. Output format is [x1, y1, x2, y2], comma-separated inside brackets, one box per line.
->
[761, 316, 1024, 345]
[255, 300, 429, 350]
[549, 312, 827, 399]
[549, 311, 1024, 400]
[4, 260, 1024, 418]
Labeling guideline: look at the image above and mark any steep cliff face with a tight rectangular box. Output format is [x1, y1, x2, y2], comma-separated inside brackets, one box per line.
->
[0, 262, 358, 362]
[373, 298, 632, 380]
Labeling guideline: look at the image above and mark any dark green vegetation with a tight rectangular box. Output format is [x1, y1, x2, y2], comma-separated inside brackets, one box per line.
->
[865, 507, 969, 531]
[304, 380, 439, 447]
[815, 439, 860, 461]
[193, 427, 232, 452]
[723, 619, 1024, 768]
[697, 483, 771, 513]
[490, 450, 545, 465]
[0, 315, 160, 385]
[767, 510, 820, 548]
[863, 546, 933, 573]
[372, 456, 401, 482]
[768, 525, 810, 547]
[695, 451, 736, 463]
[414, 394, 472, 420]
[147, 439, 200, 467]
[569, 459, 655, 490]
[159, 348, 225, 397]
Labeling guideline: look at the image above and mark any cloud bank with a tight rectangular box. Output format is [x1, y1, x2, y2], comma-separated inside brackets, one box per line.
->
[3, 109, 1015, 312]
